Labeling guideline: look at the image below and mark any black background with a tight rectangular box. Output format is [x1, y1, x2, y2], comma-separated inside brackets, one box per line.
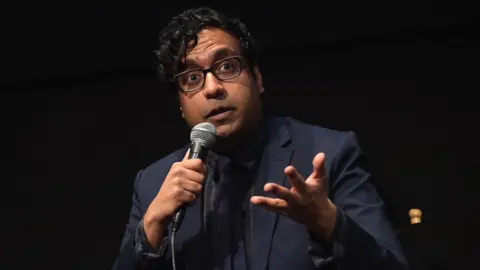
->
[5, 1, 478, 269]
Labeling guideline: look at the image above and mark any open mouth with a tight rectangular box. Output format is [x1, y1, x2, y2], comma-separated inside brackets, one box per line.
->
[206, 106, 235, 119]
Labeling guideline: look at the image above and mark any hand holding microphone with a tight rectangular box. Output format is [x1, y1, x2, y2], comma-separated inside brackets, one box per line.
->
[143, 122, 216, 249]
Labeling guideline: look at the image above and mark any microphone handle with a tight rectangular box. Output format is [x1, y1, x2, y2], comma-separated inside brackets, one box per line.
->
[172, 142, 209, 232]
[172, 207, 186, 232]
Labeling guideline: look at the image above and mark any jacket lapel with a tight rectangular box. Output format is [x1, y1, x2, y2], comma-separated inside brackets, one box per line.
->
[251, 118, 293, 270]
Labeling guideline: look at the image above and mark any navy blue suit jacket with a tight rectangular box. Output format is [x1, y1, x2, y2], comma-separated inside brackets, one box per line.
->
[112, 116, 408, 270]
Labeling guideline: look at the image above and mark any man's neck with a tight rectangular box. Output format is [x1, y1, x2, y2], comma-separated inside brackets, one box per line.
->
[212, 115, 266, 159]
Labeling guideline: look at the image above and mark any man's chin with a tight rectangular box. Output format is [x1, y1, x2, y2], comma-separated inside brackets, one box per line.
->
[214, 122, 238, 138]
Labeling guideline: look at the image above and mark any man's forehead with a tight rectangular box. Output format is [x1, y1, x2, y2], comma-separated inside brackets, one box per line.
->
[183, 27, 241, 63]
[184, 46, 238, 64]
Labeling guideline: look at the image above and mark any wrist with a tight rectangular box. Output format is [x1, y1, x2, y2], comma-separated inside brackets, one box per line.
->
[144, 211, 169, 231]
[143, 212, 169, 249]
[308, 200, 337, 241]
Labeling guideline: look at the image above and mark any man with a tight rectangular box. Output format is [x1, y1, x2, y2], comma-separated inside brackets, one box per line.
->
[112, 7, 408, 270]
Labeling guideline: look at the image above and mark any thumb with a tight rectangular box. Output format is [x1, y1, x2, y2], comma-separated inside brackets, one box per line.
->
[183, 149, 191, 161]
[310, 152, 326, 180]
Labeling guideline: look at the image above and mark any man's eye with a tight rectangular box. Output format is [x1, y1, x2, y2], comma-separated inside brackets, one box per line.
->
[219, 63, 233, 71]
[188, 74, 200, 82]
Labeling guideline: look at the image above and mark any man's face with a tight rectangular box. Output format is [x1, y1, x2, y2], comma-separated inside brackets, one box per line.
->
[176, 27, 264, 141]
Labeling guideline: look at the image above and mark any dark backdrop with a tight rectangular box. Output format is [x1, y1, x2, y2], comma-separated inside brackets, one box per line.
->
[5, 1, 478, 269]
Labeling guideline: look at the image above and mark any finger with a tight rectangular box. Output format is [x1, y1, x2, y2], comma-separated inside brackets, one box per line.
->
[310, 152, 326, 180]
[172, 184, 197, 205]
[182, 169, 206, 184]
[182, 158, 207, 175]
[264, 183, 299, 202]
[180, 189, 197, 203]
[183, 149, 190, 160]
[251, 196, 289, 209]
[284, 166, 306, 193]
[180, 179, 203, 194]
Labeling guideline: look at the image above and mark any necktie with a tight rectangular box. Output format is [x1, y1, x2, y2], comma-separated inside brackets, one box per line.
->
[204, 156, 252, 270]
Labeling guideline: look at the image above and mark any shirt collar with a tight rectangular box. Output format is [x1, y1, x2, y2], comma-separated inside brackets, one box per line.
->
[208, 116, 269, 171]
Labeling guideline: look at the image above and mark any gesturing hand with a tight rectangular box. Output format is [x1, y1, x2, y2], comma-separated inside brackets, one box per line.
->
[251, 152, 337, 239]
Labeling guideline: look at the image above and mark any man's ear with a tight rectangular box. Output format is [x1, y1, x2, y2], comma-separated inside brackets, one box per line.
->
[253, 65, 264, 93]
[180, 106, 184, 118]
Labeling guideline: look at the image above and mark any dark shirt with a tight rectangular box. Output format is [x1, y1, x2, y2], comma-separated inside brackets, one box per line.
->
[200, 121, 266, 270]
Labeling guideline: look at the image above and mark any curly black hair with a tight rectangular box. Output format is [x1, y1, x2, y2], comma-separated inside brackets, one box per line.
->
[154, 7, 260, 93]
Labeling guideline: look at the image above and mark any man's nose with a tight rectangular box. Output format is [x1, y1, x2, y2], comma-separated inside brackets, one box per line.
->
[202, 72, 226, 99]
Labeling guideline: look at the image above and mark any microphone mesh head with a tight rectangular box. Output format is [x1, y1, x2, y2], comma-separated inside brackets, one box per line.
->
[190, 122, 216, 148]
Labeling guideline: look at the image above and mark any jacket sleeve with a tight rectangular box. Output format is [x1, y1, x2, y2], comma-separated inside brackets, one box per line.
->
[308, 131, 409, 270]
[111, 170, 172, 270]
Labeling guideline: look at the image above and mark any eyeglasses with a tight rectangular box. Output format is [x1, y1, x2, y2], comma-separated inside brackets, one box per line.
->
[173, 56, 243, 93]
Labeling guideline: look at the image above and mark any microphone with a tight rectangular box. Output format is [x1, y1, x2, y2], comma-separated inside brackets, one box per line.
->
[171, 122, 216, 232]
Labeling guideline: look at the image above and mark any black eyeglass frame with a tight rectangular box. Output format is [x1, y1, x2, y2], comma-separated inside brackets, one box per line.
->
[172, 55, 244, 93]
